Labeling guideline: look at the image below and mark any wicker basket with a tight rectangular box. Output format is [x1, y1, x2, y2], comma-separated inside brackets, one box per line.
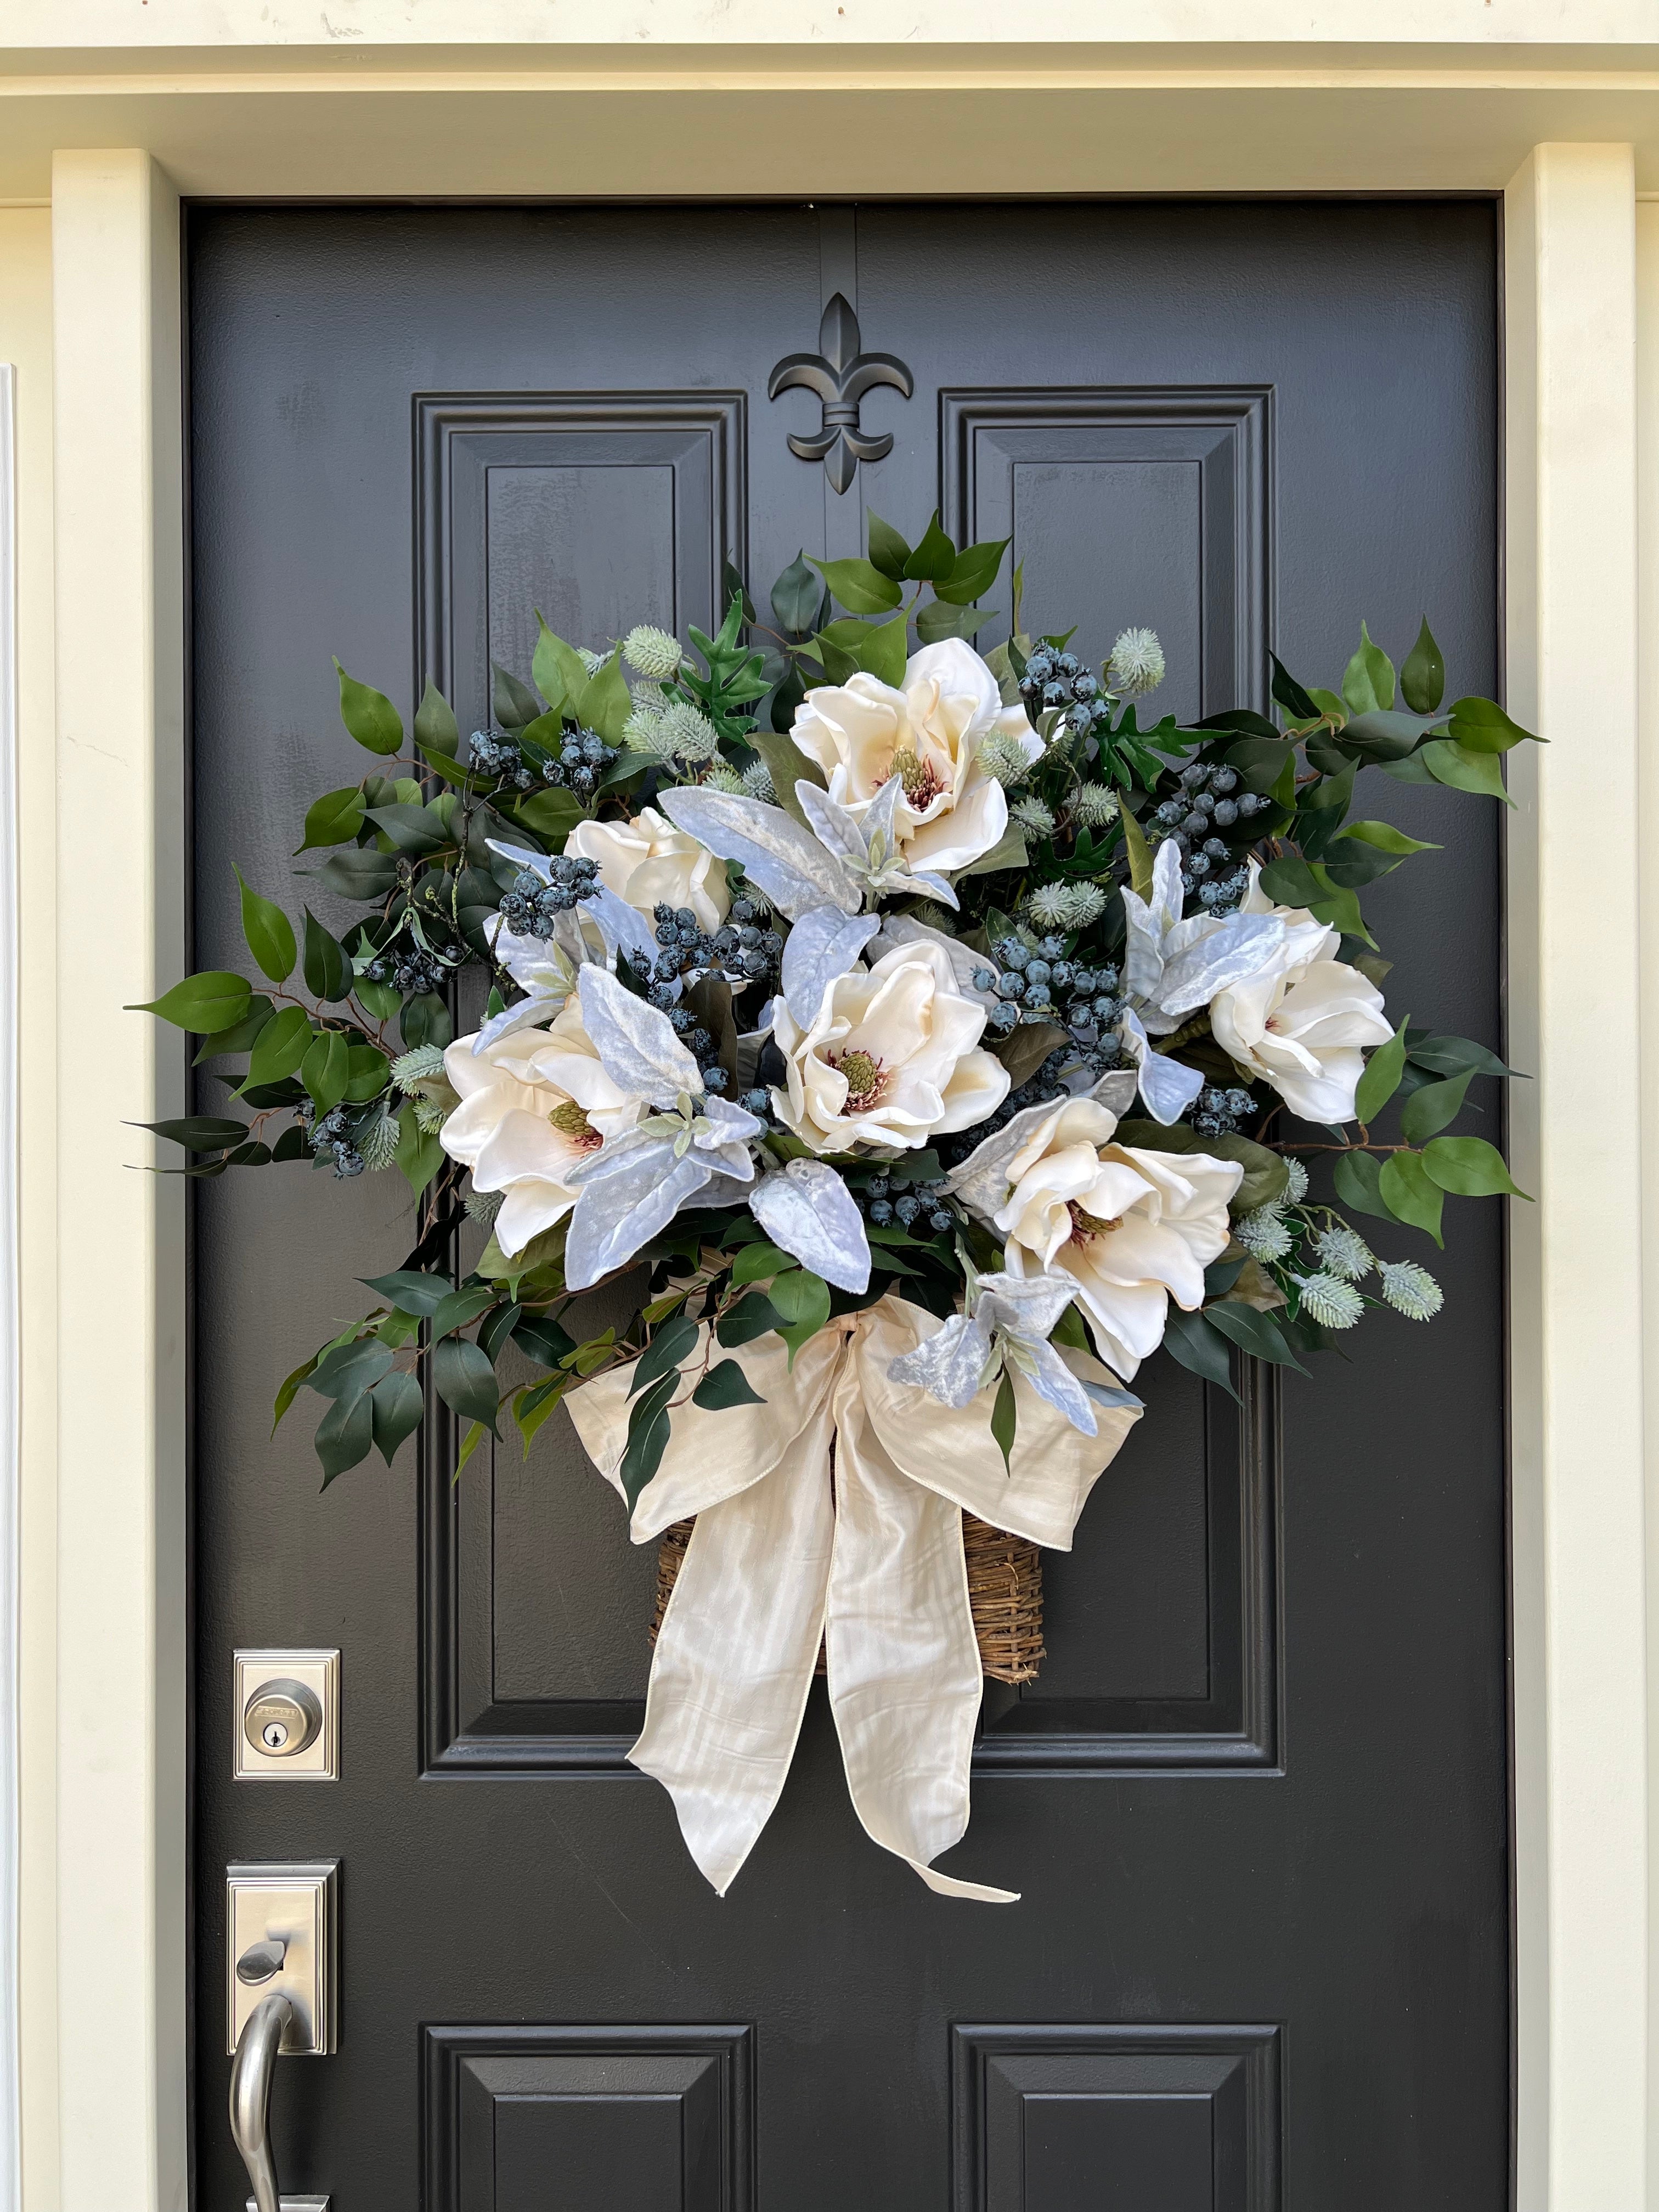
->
[650, 1513, 1045, 1686]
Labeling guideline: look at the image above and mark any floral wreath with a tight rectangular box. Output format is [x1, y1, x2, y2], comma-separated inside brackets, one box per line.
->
[139, 517, 1532, 1895]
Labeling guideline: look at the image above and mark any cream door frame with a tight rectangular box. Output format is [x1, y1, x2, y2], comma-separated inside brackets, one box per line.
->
[3, 44, 1654, 2209]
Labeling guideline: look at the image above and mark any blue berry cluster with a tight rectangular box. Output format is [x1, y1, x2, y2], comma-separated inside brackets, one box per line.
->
[1147, 760, 1266, 911]
[973, 937, 1123, 1045]
[308, 1104, 365, 1178]
[1018, 646, 1113, 748]
[498, 856, 600, 939]
[1190, 1084, 1256, 1139]
[365, 945, 449, 997]
[469, 724, 617, 797]
[643, 895, 783, 1098]
[858, 1172, 955, 1237]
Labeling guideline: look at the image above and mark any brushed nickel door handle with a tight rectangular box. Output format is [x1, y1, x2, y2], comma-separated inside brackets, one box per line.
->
[229, 1989, 292, 2212]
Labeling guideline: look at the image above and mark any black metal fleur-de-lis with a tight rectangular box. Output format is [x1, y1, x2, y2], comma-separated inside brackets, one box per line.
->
[768, 294, 914, 495]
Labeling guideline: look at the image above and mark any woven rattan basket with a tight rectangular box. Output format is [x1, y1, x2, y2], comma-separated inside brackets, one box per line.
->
[650, 1513, 1045, 1685]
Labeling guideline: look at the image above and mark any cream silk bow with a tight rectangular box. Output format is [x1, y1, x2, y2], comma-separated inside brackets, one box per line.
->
[567, 1294, 1141, 1901]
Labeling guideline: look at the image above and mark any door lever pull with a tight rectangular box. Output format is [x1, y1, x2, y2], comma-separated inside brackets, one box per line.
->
[229, 1989, 292, 2212]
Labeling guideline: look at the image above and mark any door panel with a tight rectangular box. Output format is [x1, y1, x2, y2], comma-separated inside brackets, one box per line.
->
[188, 200, 1506, 2211]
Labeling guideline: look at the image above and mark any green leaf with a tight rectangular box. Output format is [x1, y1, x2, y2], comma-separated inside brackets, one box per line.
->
[513, 1311, 577, 1368]
[1420, 738, 1513, 805]
[990, 1367, 1018, 1473]
[533, 615, 588, 715]
[492, 661, 541, 731]
[365, 802, 451, 855]
[1333, 1147, 1395, 1223]
[1336, 819, 1441, 857]
[1269, 652, 1319, 723]
[1421, 1135, 1530, 1199]
[192, 994, 274, 1061]
[272, 1353, 319, 1435]
[130, 970, 252, 1036]
[574, 648, 631, 746]
[300, 1029, 350, 1114]
[432, 1336, 501, 1432]
[715, 1293, 781, 1348]
[1161, 1307, 1242, 1401]
[313, 848, 400, 901]
[394, 1101, 444, 1199]
[302, 910, 348, 1001]
[731, 1241, 799, 1289]
[455, 1420, 489, 1477]
[1407, 1032, 1517, 1081]
[931, 535, 1009, 606]
[334, 659, 403, 755]
[399, 994, 453, 1053]
[1256, 855, 1322, 908]
[314, 1387, 375, 1485]
[693, 1359, 766, 1411]
[477, 1301, 523, 1365]
[1118, 797, 1154, 899]
[902, 512, 957, 584]
[855, 615, 909, 688]
[1399, 618, 1445, 714]
[138, 1115, 251, 1151]
[1379, 1150, 1445, 1244]
[630, 1311, 699, 1398]
[1338, 709, 1441, 761]
[515, 787, 586, 844]
[866, 510, 912, 581]
[768, 1268, 831, 1364]
[512, 1375, 568, 1454]
[361, 1268, 452, 1316]
[413, 678, 460, 758]
[343, 1045, 390, 1103]
[369, 1370, 425, 1465]
[1202, 1301, 1310, 1374]
[810, 556, 903, 616]
[914, 600, 993, 646]
[1051, 1303, 1089, 1353]
[1341, 620, 1396, 716]
[1355, 1015, 1410, 1124]
[297, 785, 366, 853]
[242, 1005, 314, 1088]
[1400, 1070, 1473, 1144]
[431, 1283, 499, 1342]
[1447, 695, 1540, 754]
[309, 1336, 393, 1402]
[770, 553, 821, 636]
[620, 1370, 676, 1509]
[953, 823, 1028, 882]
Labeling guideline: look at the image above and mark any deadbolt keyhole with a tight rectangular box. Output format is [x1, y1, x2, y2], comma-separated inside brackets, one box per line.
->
[243, 1679, 323, 1760]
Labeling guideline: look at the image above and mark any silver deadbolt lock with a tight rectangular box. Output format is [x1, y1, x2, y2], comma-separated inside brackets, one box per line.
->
[244, 1680, 321, 1759]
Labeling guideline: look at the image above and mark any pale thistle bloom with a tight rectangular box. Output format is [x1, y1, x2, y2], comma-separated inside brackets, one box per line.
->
[1025, 881, 1108, 932]
[392, 1044, 448, 1087]
[658, 698, 721, 763]
[703, 763, 747, 794]
[464, 1185, 504, 1228]
[979, 729, 1040, 788]
[1107, 627, 1166, 698]
[740, 760, 777, 804]
[622, 704, 677, 761]
[1011, 795, 1056, 838]
[1314, 1225, 1373, 1281]
[622, 624, 683, 680]
[1280, 1157, 1310, 1204]
[1378, 1260, 1443, 1320]
[1235, 1205, 1294, 1262]
[1294, 1272, 1365, 1329]
[410, 1094, 450, 1135]
[357, 1109, 401, 1172]
[577, 646, 608, 676]
[1072, 785, 1120, 827]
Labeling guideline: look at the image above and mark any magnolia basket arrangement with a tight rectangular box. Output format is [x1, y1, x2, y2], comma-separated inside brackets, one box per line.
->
[139, 517, 1532, 1899]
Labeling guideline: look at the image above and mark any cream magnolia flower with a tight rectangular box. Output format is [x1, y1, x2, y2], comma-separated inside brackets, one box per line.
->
[770, 935, 1010, 1154]
[994, 1098, 1242, 1380]
[439, 998, 641, 1259]
[566, 805, 730, 932]
[791, 637, 1042, 874]
[1206, 864, 1393, 1123]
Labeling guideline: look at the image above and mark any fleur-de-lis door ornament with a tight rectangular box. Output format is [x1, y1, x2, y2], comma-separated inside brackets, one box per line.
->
[768, 292, 914, 494]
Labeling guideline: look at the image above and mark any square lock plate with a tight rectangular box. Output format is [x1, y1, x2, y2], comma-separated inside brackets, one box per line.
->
[226, 1862, 338, 2056]
[234, 1649, 339, 1780]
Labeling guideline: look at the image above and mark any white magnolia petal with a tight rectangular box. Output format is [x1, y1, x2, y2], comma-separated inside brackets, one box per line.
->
[945, 1096, 1112, 1223]
[469, 988, 567, 1056]
[795, 779, 872, 867]
[780, 907, 881, 1028]
[578, 964, 702, 1104]
[1150, 835, 1185, 919]
[1154, 912, 1288, 1018]
[1119, 1007, 1206, 1126]
[658, 786, 861, 919]
[1013, 1339, 1099, 1437]
[748, 1159, 872, 1293]
[1119, 885, 1166, 1005]
[578, 881, 661, 968]
[564, 1142, 713, 1289]
[885, 1311, 993, 1409]
[874, 915, 994, 1001]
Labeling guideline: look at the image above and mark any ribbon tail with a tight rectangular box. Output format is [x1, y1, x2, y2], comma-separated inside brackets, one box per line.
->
[823, 1376, 1018, 1905]
[630, 1405, 836, 1896]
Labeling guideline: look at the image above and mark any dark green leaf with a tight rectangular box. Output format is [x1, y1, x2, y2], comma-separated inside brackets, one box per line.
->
[1339, 708, 1442, 760]
[512, 1374, 568, 1454]
[1400, 618, 1446, 713]
[365, 802, 451, 855]
[630, 1311, 699, 1397]
[492, 661, 542, 731]
[693, 1359, 766, 1410]
[1421, 1135, 1530, 1199]
[343, 1044, 390, 1103]
[138, 1116, 250, 1150]
[300, 1029, 351, 1114]
[477, 1301, 522, 1365]
[1420, 738, 1512, 805]
[314, 1387, 375, 1485]
[1447, 695, 1541, 754]
[746, 727, 827, 830]
[1269, 652, 1319, 723]
[715, 1292, 781, 1348]
[854, 615, 909, 687]
[1256, 856, 1323, 909]
[770, 552, 821, 636]
[903, 512, 957, 584]
[990, 1368, 1018, 1472]
[865, 510, 912, 581]
[731, 1241, 799, 1289]
[297, 785, 366, 853]
[232, 867, 297, 983]
[313, 848, 400, 901]
[431, 1283, 499, 1342]
[515, 788, 586, 845]
[191, 994, 274, 1062]
[1355, 1015, 1410, 1124]
[1332, 1147, 1395, 1223]
[931, 535, 1009, 606]
[414, 679, 460, 757]
[360, 1267, 452, 1317]
[130, 969, 253, 1036]
[769, 1268, 831, 1364]
[1161, 1307, 1242, 1401]
[272, 1353, 319, 1435]
[1203, 1301, 1310, 1374]
[309, 1336, 393, 1401]
[242, 1006, 314, 1088]
[1379, 1150, 1446, 1244]
[302, 910, 348, 1001]
[432, 1336, 501, 1432]
[394, 1103, 444, 1200]
[914, 600, 993, 645]
[809, 556, 903, 616]
[620, 1370, 676, 1509]
[369, 1370, 425, 1465]
[513, 1311, 577, 1368]
[1400, 1070, 1473, 1144]
[399, 994, 453, 1052]
[1407, 1032, 1517, 1081]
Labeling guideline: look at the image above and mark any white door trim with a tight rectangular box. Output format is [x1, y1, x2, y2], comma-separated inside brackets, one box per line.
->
[0, 358, 22, 2212]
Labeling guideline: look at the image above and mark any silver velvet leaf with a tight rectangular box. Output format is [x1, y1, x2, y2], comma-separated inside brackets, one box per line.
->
[578, 964, 702, 1105]
[579, 881, 662, 969]
[1118, 1007, 1205, 1126]
[657, 786, 861, 920]
[564, 1141, 714, 1290]
[1005, 1336, 1099, 1436]
[780, 907, 880, 1028]
[486, 836, 555, 882]
[975, 1269, 1079, 1341]
[943, 1098, 1078, 1223]
[748, 1158, 871, 1293]
[1153, 911, 1286, 1020]
[795, 779, 870, 870]
[469, 988, 567, 1056]
[887, 1312, 990, 1409]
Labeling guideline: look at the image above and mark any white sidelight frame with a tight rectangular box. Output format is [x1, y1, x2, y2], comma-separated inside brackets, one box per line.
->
[3, 87, 1652, 2212]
